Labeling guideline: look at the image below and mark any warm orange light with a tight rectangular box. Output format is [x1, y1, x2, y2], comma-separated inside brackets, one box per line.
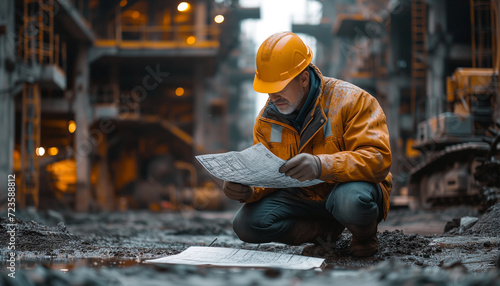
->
[131, 11, 140, 19]
[175, 87, 185, 96]
[48, 147, 59, 156]
[186, 36, 196, 45]
[214, 15, 224, 24]
[119, 0, 127, 7]
[177, 2, 190, 12]
[68, 120, 76, 133]
[36, 147, 45, 156]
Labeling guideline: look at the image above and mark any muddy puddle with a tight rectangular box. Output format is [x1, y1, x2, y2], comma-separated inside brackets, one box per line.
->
[0, 257, 140, 271]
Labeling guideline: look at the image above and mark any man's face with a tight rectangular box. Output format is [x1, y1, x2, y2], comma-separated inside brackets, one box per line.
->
[268, 76, 308, 115]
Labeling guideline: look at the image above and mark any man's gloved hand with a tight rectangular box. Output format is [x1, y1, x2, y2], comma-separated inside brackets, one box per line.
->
[279, 153, 322, 181]
[223, 181, 253, 202]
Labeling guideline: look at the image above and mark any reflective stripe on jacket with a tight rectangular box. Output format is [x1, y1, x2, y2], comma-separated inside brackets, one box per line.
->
[247, 64, 393, 220]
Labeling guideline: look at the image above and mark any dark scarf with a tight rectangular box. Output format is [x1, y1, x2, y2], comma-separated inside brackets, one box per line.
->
[272, 67, 320, 132]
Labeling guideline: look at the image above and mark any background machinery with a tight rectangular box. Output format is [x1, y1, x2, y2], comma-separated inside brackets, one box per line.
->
[407, 0, 500, 209]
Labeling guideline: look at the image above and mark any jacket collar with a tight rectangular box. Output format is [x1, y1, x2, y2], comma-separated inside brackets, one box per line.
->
[259, 64, 328, 151]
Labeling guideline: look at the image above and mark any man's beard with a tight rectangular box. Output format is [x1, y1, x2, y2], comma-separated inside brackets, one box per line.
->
[275, 89, 306, 115]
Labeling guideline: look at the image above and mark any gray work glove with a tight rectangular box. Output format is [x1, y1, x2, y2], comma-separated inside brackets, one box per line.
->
[279, 153, 322, 181]
[223, 181, 253, 202]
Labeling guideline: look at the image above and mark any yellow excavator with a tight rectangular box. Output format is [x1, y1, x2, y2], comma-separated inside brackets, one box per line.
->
[407, 0, 500, 209]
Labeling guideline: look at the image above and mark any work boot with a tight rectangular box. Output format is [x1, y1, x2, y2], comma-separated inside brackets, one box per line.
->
[346, 222, 379, 257]
[280, 219, 332, 246]
[301, 220, 345, 257]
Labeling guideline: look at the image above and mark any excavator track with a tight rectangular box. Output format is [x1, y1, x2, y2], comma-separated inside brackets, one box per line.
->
[408, 142, 490, 208]
[409, 119, 500, 209]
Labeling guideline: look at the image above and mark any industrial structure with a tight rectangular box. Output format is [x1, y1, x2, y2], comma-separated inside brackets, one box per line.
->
[293, 0, 499, 208]
[2, 0, 499, 212]
[0, 0, 259, 211]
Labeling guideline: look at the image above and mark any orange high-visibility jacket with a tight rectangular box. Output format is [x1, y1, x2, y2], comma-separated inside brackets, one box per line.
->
[248, 64, 393, 219]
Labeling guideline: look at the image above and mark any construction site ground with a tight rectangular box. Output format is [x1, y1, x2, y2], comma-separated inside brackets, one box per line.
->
[1, 203, 500, 285]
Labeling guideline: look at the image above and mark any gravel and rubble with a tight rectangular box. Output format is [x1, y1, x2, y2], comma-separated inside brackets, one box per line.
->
[1, 204, 500, 285]
[468, 203, 500, 237]
[2, 261, 500, 286]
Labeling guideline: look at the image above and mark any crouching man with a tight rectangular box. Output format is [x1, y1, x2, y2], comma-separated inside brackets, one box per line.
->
[224, 32, 392, 257]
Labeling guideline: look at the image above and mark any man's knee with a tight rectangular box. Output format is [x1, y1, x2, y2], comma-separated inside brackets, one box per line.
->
[232, 209, 255, 242]
[232, 205, 275, 243]
[326, 182, 381, 225]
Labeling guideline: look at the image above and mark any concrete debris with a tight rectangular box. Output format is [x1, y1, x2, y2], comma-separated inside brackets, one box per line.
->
[468, 203, 500, 237]
[444, 218, 461, 233]
[460, 217, 478, 232]
[444, 203, 500, 236]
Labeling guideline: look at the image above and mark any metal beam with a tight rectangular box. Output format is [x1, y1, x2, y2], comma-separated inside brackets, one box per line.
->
[88, 45, 218, 63]
[73, 46, 92, 212]
[55, 0, 95, 43]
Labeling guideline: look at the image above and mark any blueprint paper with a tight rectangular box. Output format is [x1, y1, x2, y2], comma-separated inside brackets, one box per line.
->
[144, 246, 325, 270]
[195, 143, 323, 188]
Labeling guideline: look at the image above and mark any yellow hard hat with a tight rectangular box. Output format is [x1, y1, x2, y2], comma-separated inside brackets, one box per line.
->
[253, 32, 313, 94]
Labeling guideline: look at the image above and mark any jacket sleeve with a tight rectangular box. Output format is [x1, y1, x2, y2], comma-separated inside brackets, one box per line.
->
[245, 120, 277, 203]
[317, 90, 392, 183]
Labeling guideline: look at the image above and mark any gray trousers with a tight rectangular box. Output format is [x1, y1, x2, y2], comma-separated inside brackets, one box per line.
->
[232, 182, 383, 243]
